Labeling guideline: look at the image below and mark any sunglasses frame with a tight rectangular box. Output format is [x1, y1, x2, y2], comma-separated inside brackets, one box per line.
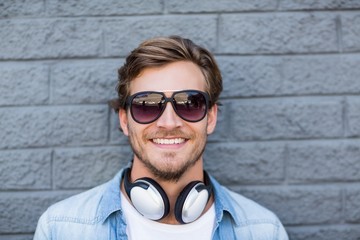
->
[125, 90, 210, 124]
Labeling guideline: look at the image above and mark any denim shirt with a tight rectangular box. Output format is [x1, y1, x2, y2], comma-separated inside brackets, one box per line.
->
[34, 168, 289, 240]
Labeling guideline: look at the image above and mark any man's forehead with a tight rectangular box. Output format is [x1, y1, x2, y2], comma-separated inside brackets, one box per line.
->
[128, 61, 207, 94]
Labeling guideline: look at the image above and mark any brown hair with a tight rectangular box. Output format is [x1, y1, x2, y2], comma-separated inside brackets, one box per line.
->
[110, 36, 222, 111]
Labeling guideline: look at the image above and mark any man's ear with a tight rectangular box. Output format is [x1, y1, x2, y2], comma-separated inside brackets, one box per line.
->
[119, 108, 129, 136]
[206, 104, 218, 135]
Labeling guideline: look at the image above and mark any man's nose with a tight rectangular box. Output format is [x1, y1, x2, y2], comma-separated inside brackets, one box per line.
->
[156, 102, 183, 129]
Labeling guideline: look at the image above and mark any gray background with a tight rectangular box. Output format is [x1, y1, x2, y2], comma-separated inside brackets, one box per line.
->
[1, 0, 360, 239]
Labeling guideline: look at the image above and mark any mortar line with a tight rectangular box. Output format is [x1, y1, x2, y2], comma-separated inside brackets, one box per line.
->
[342, 96, 349, 138]
[50, 149, 55, 190]
[107, 106, 112, 143]
[216, 13, 221, 54]
[335, 14, 343, 53]
[283, 143, 289, 185]
[48, 63, 53, 104]
[340, 187, 346, 224]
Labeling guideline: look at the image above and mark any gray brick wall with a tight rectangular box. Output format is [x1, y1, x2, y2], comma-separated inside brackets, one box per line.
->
[1, 1, 359, 239]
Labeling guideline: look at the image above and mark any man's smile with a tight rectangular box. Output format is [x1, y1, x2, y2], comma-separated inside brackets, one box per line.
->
[152, 138, 186, 145]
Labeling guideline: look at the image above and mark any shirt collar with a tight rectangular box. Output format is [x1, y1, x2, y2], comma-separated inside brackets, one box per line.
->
[97, 168, 126, 223]
[209, 174, 242, 227]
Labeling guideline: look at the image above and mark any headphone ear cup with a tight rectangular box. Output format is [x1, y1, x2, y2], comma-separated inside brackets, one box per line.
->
[174, 181, 211, 224]
[123, 168, 170, 221]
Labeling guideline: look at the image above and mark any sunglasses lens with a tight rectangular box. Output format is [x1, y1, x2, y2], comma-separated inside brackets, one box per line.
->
[131, 92, 164, 123]
[174, 91, 207, 122]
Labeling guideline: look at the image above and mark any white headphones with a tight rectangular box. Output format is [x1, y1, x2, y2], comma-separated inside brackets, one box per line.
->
[123, 168, 212, 224]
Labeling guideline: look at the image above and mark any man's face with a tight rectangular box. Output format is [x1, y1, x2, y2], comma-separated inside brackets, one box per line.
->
[119, 61, 217, 182]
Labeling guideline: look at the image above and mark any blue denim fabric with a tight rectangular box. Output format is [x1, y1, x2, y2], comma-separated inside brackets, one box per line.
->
[34, 168, 288, 240]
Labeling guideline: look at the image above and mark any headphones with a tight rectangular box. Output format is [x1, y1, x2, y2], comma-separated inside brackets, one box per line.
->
[123, 168, 213, 224]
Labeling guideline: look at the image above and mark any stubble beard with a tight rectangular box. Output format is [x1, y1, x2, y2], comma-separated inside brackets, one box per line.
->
[127, 126, 208, 182]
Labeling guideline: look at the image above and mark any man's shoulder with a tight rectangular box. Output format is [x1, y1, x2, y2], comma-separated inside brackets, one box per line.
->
[46, 182, 109, 223]
[34, 171, 125, 239]
[218, 186, 289, 239]
[224, 187, 278, 221]
[211, 177, 279, 223]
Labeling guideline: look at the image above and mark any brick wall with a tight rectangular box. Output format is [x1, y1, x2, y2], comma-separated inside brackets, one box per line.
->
[1, 1, 360, 239]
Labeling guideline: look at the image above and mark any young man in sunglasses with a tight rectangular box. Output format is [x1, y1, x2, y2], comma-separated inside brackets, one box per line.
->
[34, 36, 288, 239]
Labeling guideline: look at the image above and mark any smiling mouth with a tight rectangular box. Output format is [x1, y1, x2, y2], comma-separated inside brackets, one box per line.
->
[152, 138, 186, 145]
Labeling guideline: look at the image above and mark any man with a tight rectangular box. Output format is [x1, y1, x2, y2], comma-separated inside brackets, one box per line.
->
[34, 36, 288, 239]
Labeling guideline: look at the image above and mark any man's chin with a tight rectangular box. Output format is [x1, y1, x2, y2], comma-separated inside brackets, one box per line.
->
[147, 163, 189, 182]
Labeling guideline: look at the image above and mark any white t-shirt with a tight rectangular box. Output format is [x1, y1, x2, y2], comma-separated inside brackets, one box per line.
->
[120, 192, 216, 240]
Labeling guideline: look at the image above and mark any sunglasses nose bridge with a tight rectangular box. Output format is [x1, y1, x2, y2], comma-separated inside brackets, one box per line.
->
[156, 97, 183, 128]
[161, 96, 177, 111]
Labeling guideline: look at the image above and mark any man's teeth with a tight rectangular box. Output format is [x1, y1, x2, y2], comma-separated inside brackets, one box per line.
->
[153, 138, 185, 144]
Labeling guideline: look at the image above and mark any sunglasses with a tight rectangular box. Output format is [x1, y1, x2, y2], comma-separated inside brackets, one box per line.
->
[125, 90, 210, 124]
